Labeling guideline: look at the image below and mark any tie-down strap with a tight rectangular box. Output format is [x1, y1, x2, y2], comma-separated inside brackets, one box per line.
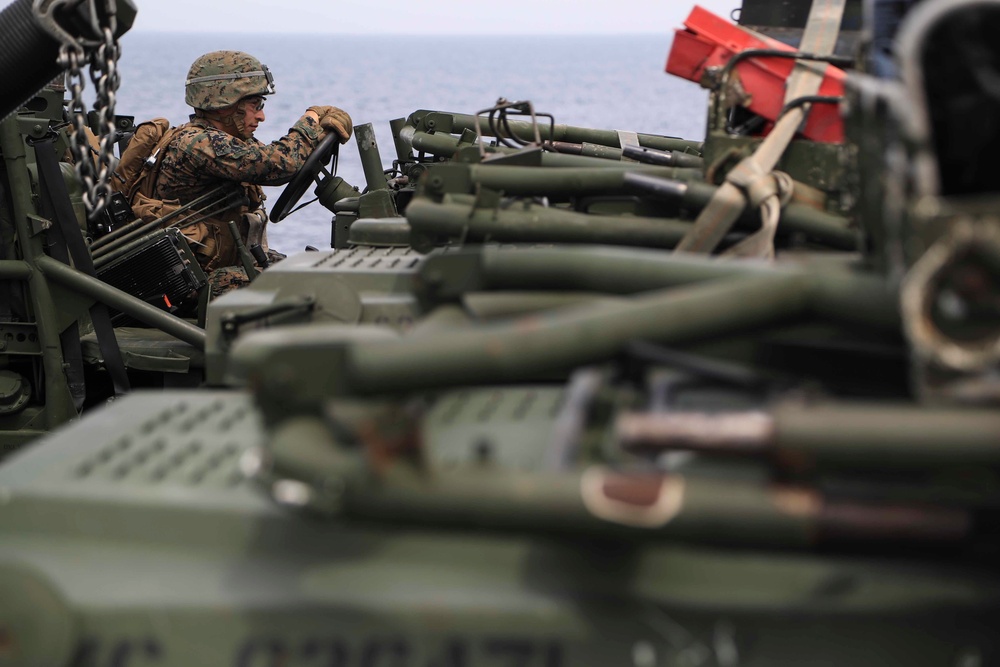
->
[674, 0, 847, 257]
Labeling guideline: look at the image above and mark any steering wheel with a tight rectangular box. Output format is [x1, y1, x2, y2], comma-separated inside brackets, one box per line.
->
[270, 132, 340, 222]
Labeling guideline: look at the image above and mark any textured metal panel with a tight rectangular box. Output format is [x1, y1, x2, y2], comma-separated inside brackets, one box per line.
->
[0, 391, 264, 499]
[314, 245, 423, 272]
[69, 397, 251, 489]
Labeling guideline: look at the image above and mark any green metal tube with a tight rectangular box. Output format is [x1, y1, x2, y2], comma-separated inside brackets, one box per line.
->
[682, 180, 858, 250]
[230, 275, 810, 400]
[537, 152, 702, 172]
[347, 273, 810, 394]
[810, 266, 901, 331]
[549, 141, 626, 160]
[462, 292, 624, 320]
[228, 220, 259, 280]
[91, 218, 162, 262]
[399, 126, 463, 157]
[624, 173, 858, 250]
[553, 141, 707, 167]
[355, 122, 388, 191]
[282, 440, 964, 546]
[90, 188, 232, 254]
[621, 144, 706, 169]
[436, 111, 703, 154]
[37, 255, 206, 350]
[267, 415, 833, 547]
[344, 464, 816, 546]
[617, 403, 1000, 470]
[401, 125, 707, 177]
[406, 304, 474, 336]
[92, 195, 237, 262]
[88, 215, 150, 251]
[389, 117, 413, 164]
[476, 245, 795, 291]
[345, 468, 971, 548]
[470, 246, 898, 331]
[774, 403, 1000, 467]
[405, 198, 692, 248]
[464, 164, 700, 196]
[0, 260, 31, 279]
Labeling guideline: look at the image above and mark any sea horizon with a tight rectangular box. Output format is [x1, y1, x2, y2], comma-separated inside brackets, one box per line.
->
[114, 32, 709, 252]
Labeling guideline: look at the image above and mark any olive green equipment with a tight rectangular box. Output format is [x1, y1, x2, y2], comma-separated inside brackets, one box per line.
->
[1, 0, 1000, 664]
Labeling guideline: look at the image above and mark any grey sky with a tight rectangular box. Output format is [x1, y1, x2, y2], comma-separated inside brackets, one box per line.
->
[6, 0, 742, 34]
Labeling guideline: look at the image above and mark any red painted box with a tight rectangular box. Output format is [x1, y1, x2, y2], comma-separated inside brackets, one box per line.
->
[666, 5, 846, 143]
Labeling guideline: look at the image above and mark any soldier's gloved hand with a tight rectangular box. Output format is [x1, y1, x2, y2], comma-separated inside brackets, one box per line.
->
[307, 105, 353, 144]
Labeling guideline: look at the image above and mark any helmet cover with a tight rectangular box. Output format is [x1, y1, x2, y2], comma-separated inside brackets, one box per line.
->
[185, 50, 275, 110]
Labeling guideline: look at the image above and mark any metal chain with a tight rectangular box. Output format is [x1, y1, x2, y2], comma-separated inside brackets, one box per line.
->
[57, 3, 120, 220]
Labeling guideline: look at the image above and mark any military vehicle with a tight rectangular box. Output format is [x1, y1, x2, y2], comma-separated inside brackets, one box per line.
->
[2, 0, 1000, 663]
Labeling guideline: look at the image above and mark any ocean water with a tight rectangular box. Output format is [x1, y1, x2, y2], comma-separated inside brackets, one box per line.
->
[114, 32, 709, 252]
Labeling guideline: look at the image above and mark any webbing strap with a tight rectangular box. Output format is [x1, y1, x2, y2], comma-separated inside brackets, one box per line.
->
[34, 169, 87, 411]
[0, 184, 15, 321]
[130, 125, 182, 202]
[34, 135, 131, 397]
[674, 0, 848, 256]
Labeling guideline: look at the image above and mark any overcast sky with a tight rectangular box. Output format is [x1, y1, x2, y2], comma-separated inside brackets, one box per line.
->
[7, 0, 742, 34]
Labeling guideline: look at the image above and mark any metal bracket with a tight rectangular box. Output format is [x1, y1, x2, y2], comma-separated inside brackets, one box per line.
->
[473, 99, 555, 159]
[220, 296, 316, 344]
[27, 214, 53, 237]
[0, 322, 42, 355]
[32, 0, 95, 52]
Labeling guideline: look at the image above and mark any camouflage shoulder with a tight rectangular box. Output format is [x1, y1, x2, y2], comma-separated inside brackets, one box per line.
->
[171, 124, 242, 159]
[169, 123, 213, 154]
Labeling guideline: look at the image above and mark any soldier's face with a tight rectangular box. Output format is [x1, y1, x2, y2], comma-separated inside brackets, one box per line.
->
[239, 96, 266, 138]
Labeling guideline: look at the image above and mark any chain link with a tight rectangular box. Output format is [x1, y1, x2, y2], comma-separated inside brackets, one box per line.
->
[57, 3, 121, 221]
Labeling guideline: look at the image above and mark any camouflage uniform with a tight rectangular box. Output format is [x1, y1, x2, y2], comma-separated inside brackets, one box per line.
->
[150, 50, 342, 296]
[154, 114, 324, 208]
[207, 266, 251, 298]
[205, 249, 286, 298]
[146, 51, 351, 297]
[153, 113, 325, 272]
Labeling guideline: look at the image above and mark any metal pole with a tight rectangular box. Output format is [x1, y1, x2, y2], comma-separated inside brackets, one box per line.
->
[436, 111, 704, 154]
[463, 164, 697, 197]
[469, 246, 898, 331]
[231, 274, 811, 401]
[625, 173, 858, 250]
[355, 123, 388, 191]
[616, 403, 1000, 468]
[342, 274, 810, 394]
[389, 117, 413, 164]
[477, 244, 790, 292]
[0, 260, 31, 279]
[405, 198, 693, 248]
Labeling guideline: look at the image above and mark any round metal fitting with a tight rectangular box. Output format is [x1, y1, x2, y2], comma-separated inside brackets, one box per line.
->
[0, 371, 30, 416]
[901, 218, 1000, 371]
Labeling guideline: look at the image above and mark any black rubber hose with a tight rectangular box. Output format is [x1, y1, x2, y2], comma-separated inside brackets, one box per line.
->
[0, 0, 63, 122]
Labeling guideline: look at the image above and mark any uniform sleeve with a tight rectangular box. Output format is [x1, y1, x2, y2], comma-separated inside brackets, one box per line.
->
[190, 115, 325, 186]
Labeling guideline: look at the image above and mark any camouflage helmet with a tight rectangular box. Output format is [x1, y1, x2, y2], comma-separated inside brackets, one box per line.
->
[185, 50, 275, 111]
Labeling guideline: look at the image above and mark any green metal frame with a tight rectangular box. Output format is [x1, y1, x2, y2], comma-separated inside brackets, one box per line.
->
[0, 106, 207, 452]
